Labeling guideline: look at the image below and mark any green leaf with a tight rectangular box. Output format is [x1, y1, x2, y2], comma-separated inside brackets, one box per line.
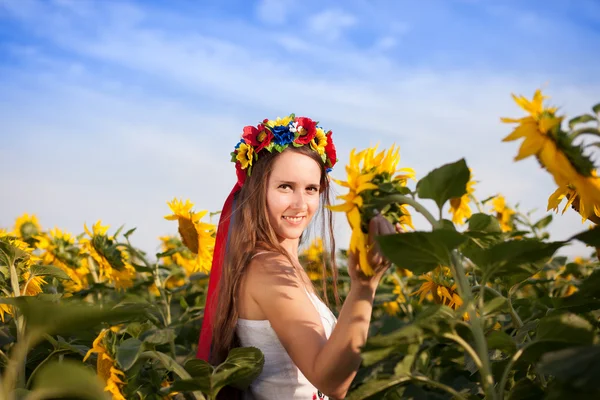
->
[538, 345, 600, 393]
[30, 360, 106, 399]
[140, 328, 175, 345]
[364, 305, 454, 357]
[29, 265, 71, 281]
[483, 296, 509, 316]
[139, 351, 192, 380]
[124, 227, 137, 238]
[0, 297, 146, 337]
[507, 379, 544, 400]
[519, 340, 574, 363]
[536, 313, 594, 345]
[376, 230, 466, 274]
[568, 114, 597, 129]
[466, 239, 564, 282]
[533, 214, 553, 230]
[156, 248, 178, 259]
[416, 158, 470, 210]
[116, 338, 143, 370]
[571, 225, 600, 247]
[486, 331, 516, 355]
[468, 213, 501, 233]
[170, 347, 264, 397]
[346, 376, 412, 400]
[593, 103, 600, 115]
[212, 347, 264, 392]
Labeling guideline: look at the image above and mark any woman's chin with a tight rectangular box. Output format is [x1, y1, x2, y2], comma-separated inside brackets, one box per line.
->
[276, 227, 305, 241]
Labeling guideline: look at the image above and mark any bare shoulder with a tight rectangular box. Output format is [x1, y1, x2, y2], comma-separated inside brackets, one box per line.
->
[245, 252, 299, 289]
[243, 252, 327, 383]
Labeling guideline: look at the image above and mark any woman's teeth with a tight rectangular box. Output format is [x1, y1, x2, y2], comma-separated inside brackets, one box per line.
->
[282, 216, 304, 223]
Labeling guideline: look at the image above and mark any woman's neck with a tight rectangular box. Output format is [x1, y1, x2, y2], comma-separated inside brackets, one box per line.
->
[278, 237, 300, 259]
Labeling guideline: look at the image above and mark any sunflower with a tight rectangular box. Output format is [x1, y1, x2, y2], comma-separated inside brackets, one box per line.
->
[300, 238, 327, 280]
[84, 329, 127, 400]
[382, 301, 400, 316]
[159, 235, 203, 276]
[382, 278, 408, 316]
[303, 238, 324, 263]
[80, 221, 136, 290]
[330, 145, 415, 275]
[36, 228, 89, 294]
[12, 213, 42, 242]
[502, 90, 600, 222]
[20, 270, 46, 296]
[164, 199, 216, 274]
[411, 266, 464, 311]
[491, 195, 515, 232]
[0, 233, 45, 321]
[554, 265, 578, 297]
[449, 169, 476, 225]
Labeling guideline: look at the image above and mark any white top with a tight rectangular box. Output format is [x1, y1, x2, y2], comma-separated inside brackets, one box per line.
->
[236, 287, 337, 400]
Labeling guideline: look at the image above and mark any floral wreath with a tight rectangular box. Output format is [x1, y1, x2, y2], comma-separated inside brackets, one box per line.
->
[230, 114, 338, 187]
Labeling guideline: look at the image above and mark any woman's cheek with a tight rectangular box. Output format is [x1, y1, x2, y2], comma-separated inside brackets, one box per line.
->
[307, 195, 320, 214]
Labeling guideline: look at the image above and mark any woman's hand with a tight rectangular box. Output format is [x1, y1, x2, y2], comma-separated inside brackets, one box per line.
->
[347, 214, 402, 290]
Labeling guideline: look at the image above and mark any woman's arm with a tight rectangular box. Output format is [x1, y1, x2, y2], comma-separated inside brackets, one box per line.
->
[250, 216, 395, 399]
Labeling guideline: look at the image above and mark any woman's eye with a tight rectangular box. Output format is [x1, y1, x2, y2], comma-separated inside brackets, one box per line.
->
[279, 184, 291, 190]
[307, 186, 319, 192]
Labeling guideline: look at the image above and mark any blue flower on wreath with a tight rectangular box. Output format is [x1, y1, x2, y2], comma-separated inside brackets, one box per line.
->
[271, 125, 295, 146]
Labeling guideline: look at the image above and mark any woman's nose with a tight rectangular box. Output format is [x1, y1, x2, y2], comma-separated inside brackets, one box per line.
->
[291, 191, 308, 210]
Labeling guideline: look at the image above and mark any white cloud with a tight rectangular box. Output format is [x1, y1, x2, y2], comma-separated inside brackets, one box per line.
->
[307, 9, 356, 42]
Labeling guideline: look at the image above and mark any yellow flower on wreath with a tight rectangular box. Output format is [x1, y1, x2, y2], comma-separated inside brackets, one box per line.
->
[80, 221, 136, 290]
[84, 329, 127, 400]
[164, 198, 216, 274]
[502, 89, 600, 222]
[449, 169, 476, 225]
[330, 145, 415, 276]
[310, 128, 328, 157]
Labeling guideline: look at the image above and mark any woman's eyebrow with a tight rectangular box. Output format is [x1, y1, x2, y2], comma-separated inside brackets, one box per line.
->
[275, 180, 320, 187]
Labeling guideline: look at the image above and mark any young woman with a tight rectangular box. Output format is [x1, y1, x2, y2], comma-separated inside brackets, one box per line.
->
[197, 116, 396, 399]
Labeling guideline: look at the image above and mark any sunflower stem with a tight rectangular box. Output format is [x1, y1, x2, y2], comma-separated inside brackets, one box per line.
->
[441, 332, 483, 370]
[2, 332, 39, 398]
[469, 194, 485, 213]
[450, 252, 496, 400]
[380, 195, 440, 229]
[498, 347, 524, 399]
[7, 259, 27, 391]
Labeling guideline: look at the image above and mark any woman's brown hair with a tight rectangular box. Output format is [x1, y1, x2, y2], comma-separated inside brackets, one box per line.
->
[209, 145, 340, 367]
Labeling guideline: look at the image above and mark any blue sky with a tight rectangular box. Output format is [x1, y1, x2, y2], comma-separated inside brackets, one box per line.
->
[1, 0, 600, 258]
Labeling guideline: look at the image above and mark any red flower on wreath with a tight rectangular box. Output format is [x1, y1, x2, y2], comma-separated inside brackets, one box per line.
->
[243, 123, 272, 152]
[324, 130, 337, 168]
[294, 117, 317, 145]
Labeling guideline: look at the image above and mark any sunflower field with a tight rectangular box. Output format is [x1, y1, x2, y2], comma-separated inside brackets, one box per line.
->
[1, 90, 600, 400]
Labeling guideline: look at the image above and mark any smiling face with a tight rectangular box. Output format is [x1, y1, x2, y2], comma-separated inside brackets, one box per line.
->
[266, 149, 323, 250]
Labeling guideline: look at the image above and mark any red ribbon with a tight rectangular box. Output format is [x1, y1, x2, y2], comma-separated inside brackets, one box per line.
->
[196, 186, 239, 360]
